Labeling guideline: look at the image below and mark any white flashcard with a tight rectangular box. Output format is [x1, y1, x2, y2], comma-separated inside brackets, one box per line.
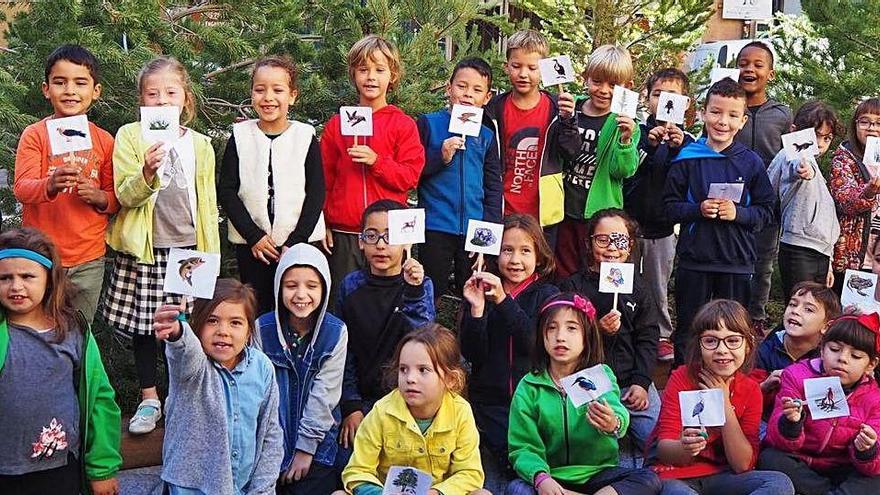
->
[46, 115, 93, 155]
[707, 182, 745, 203]
[782, 128, 820, 160]
[656, 92, 689, 125]
[539, 55, 576, 86]
[710, 68, 741, 85]
[610, 85, 639, 119]
[560, 364, 614, 408]
[464, 219, 503, 256]
[804, 376, 850, 420]
[163, 248, 221, 299]
[448, 104, 484, 138]
[383, 466, 432, 495]
[680, 389, 726, 427]
[722, 0, 773, 20]
[841, 269, 880, 313]
[865, 136, 880, 170]
[598, 262, 635, 294]
[340, 106, 373, 136]
[387, 208, 425, 246]
[141, 106, 180, 145]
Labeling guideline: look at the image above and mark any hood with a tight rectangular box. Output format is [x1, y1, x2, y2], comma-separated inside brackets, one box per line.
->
[672, 136, 741, 162]
[272, 243, 332, 352]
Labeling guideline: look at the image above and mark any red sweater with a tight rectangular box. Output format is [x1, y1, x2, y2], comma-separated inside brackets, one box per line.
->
[320, 104, 425, 232]
[651, 365, 763, 480]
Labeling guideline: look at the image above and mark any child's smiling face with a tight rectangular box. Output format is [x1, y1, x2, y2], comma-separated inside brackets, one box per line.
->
[702, 94, 748, 150]
[498, 227, 537, 287]
[198, 301, 250, 370]
[42, 59, 101, 118]
[699, 323, 749, 379]
[589, 216, 631, 269]
[281, 266, 322, 330]
[353, 50, 392, 107]
[737, 45, 774, 97]
[446, 67, 491, 108]
[251, 65, 297, 130]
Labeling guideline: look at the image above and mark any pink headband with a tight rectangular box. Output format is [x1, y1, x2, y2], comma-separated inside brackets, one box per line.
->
[540, 294, 597, 320]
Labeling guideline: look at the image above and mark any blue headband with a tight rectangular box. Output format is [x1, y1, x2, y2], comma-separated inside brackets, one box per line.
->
[0, 248, 53, 269]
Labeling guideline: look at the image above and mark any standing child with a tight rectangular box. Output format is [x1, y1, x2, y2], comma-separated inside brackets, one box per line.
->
[14, 45, 119, 323]
[417, 57, 502, 300]
[506, 292, 661, 495]
[0, 228, 121, 495]
[336, 324, 489, 495]
[760, 312, 880, 495]
[154, 279, 283, 494]
[650, 300, 794, 495]
[218, 55, 325, 314]
[259, 244, 347, 494]
[103, 56, 220, 435]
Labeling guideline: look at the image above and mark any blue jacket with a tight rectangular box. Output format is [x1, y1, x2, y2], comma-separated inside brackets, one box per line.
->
[756, 326, 819, 374]
[663, 138, 775, 273]
[417, 110, 503, 235]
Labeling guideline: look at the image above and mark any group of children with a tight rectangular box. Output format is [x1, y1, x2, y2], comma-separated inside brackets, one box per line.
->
[2, 25, 880, 495]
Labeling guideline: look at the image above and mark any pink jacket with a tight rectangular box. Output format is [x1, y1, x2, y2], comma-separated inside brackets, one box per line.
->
[765, 358, 880, 476]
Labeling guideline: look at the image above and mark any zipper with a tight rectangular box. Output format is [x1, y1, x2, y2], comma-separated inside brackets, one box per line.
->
[538, 115, 558, 224]
[559, 390, 571, 465]
[508, 336, 514, 397]
[362, 161, 368, 210]
[459, 150, 465, 234]
[817, 418, 837, 454]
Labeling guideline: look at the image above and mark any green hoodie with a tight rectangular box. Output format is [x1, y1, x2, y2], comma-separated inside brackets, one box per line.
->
[508, 365, 628, 485]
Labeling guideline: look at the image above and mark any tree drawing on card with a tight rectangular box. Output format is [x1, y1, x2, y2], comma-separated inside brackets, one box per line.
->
[340, 106, 374, 138]
[538, 55, 575, 86]
[383, 466, 431, 495]
[163, 248, 221, 299]
[656, 92, 688, 125]
[782, 128, 820, 160]
[46, 115, 93, 155]
[387, 208, 426, 246]
[679, 389, 725, 427]
[804, 376, 850, 420]
[610, 85, 638, 118]
[141, 106, 180, 145]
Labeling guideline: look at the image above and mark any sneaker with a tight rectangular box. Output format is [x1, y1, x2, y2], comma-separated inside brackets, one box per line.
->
[129, 398, 162, 435]
[657, 339, 674, 362]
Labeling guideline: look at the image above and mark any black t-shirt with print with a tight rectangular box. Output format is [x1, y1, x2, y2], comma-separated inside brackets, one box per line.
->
[564, 112, 609, 218]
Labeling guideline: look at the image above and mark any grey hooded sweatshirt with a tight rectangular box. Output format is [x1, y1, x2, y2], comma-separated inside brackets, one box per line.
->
[736, 98, 793, 168]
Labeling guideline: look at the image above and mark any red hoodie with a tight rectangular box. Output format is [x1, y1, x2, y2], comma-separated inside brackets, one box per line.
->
[321, 104, 425, 232]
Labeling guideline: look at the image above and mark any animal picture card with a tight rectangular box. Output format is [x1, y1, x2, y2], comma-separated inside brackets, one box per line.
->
[610, 85, 639, 119]
[804, 376, 850, 420]
[707, 182, 745, 203]
[598, 262, 635, 295]
[387, 208, 425, 246]
[865, 136, 880, 171]
[782, 128, 820, 160]
[656, 92, 689, 125]
[680, 389, 726, 427]
[448, 104, 484, 138]
[722, 0, 773, 20]
[560, 364, 614, 408]
[46, 115, 93, 155]
[538, 55, 576, 86]
[141, 106, 180, 145]
[840, 269, 880, 313]
[162, 248, 221, 299]
[709, 68, 741, 85]
[340, 106, 374, 137]
[383, 466, 432, 495]
[464, 219, 503, 256]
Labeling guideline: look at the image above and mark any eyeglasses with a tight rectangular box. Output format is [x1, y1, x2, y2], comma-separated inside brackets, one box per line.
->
[857, 118, 880, 130]
[591, 232, 631, 251]
[700, 335, 746, 351]
[359, 229, 389, 245]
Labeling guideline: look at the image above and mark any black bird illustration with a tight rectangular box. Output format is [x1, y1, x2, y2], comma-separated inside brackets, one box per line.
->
[664, 99, 675, 114]
[553, 58, 566, 78]
[575, 376, 597, 392]
[692, 396, 705, 419]
[457, 112, 479, 125]
[345, 110, 366, 127]
[793, 141, 814, 152]
[57, 127, 87, 142]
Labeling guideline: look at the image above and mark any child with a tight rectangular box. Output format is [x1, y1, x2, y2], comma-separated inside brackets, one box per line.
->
[336, 324, 489, 495]
[259, 243, 347, 494]
[320, 35, 425, 307]
[650, 300, 794, 495]
[760, 312, 880, 495]
[459, 213, 559, 482]
[625, 68, 694, 360]
[767, 100, 843, 300]
[417, 57, 502, 300]
[506, 292, 661, 495]
[218, 55, 325, 314]
[103, 56, 220, 435]
[484, 30, 580, 238]
[555, 44, 641, 278]
[664, 78, 775, 365]
[13, 45, 119, 324]
[154, 279, 283, 494]
[0, 228, 121, 495]
[560, 208, 661, 452]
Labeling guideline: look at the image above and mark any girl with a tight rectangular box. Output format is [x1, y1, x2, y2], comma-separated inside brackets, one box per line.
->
[830, 98, 880, 294]
[768, 100, 844, 299]
[218, 55, 325, 315]
[336, 324, 489, 495]
[103, 56, 220, 435]
[650, 300, 794, 495]
[459, 213, 559, 483]
[560, 208, 660, 452]
[0, 228, 121, 495]
[506, 292, 661, 495]
[154, 278, 283, 494]
[759, 312, 880, 495]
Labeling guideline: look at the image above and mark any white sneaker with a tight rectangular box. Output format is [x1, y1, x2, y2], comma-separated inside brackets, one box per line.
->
[128, 398, 162, 435]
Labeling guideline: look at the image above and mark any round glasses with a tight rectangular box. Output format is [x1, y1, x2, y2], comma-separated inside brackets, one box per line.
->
[856, 118, 880, 130]
[591, 232, 631, 251]
[700, 335, 745, 351]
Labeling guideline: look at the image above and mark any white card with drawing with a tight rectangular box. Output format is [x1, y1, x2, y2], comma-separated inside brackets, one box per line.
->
[340, 106, 373, 136]
[782, 128, 820, 160]
[162, 248, 221, 299]
[865, 136, 880, 170]
[598, 262, 635, 295]
[804, 376, 850, 420]
[841, 269, 880, 313]
[656, 92, 689, 125]
[560, 364, 614, 408]
[47, 115, 93, 155]
[448, 104, 484, 137]
[680, 389, 725, 427]
[722, 0, 773, 20]
[710, 68, 741, 85]
[464, 219, 503, 256]
[708, 182, 744, 203]
[610, 85, 639, 119]
[141, 106, 180, 145]
[539, 55, 576, 86]
[387, 209, 425, 246]
[383, 466, 431, 495]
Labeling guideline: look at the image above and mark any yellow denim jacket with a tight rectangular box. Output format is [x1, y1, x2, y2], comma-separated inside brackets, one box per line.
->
[342, 389, 484, 495]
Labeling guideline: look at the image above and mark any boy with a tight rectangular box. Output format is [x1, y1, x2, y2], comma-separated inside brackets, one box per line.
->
[735, 41, 793, 331]
[485, 29, 580, 239]
[625, 68, 694, 361]
[417, 57, 502, 300]
[664, 78, 775, 365]
[555, 44, 641, 277]
[321, 35, 425, 309]
[13, 45, 119, 323]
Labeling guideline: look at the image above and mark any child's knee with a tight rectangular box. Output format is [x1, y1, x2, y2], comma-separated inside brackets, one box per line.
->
[470, 489, 494, 495]
[330, 490, 347, 495]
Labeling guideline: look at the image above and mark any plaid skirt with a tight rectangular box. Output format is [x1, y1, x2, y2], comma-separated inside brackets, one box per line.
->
[103, 249, 193, 338]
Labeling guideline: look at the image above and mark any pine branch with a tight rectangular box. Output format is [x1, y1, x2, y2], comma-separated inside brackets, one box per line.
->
[203, 57, 259, 80]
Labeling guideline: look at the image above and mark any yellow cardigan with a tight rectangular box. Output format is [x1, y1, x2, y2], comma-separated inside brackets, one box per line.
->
[106, 122, 220, 264]
[342, 389, 484, 495]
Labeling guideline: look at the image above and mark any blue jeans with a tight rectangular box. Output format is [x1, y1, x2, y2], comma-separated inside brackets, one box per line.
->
[660, 470, 794, 495]
[505, 466, 661, 495]
[622, 383, 662, 453]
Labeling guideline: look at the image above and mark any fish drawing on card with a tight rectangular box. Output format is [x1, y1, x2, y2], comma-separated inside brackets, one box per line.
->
[470, 227, 497, 247]
[345, 109, 367, 128]
[178, 257, 206, 287]
[848, 273, 874, 297]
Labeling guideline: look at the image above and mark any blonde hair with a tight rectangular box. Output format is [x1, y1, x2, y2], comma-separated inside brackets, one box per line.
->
[347, 35, 402, 92]
[506, 29, 549, 59]
[137, 56, 197, 125]
[583, 44, 634, 86]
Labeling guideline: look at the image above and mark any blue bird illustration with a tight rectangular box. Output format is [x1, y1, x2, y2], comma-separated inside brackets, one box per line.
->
[692, 396, 705, 418]
[575, 376, 597, 392]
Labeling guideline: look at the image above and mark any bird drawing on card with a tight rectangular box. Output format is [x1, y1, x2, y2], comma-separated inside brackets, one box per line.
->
[57, 127, 87, 142]
[345, 110, 366, 127]
[575, 376, 597, 392]
[553, 58, 566, 78]
[692, 395, 705, 421]
[457, 112, 479, 125]
[793, 141, 814, 153]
